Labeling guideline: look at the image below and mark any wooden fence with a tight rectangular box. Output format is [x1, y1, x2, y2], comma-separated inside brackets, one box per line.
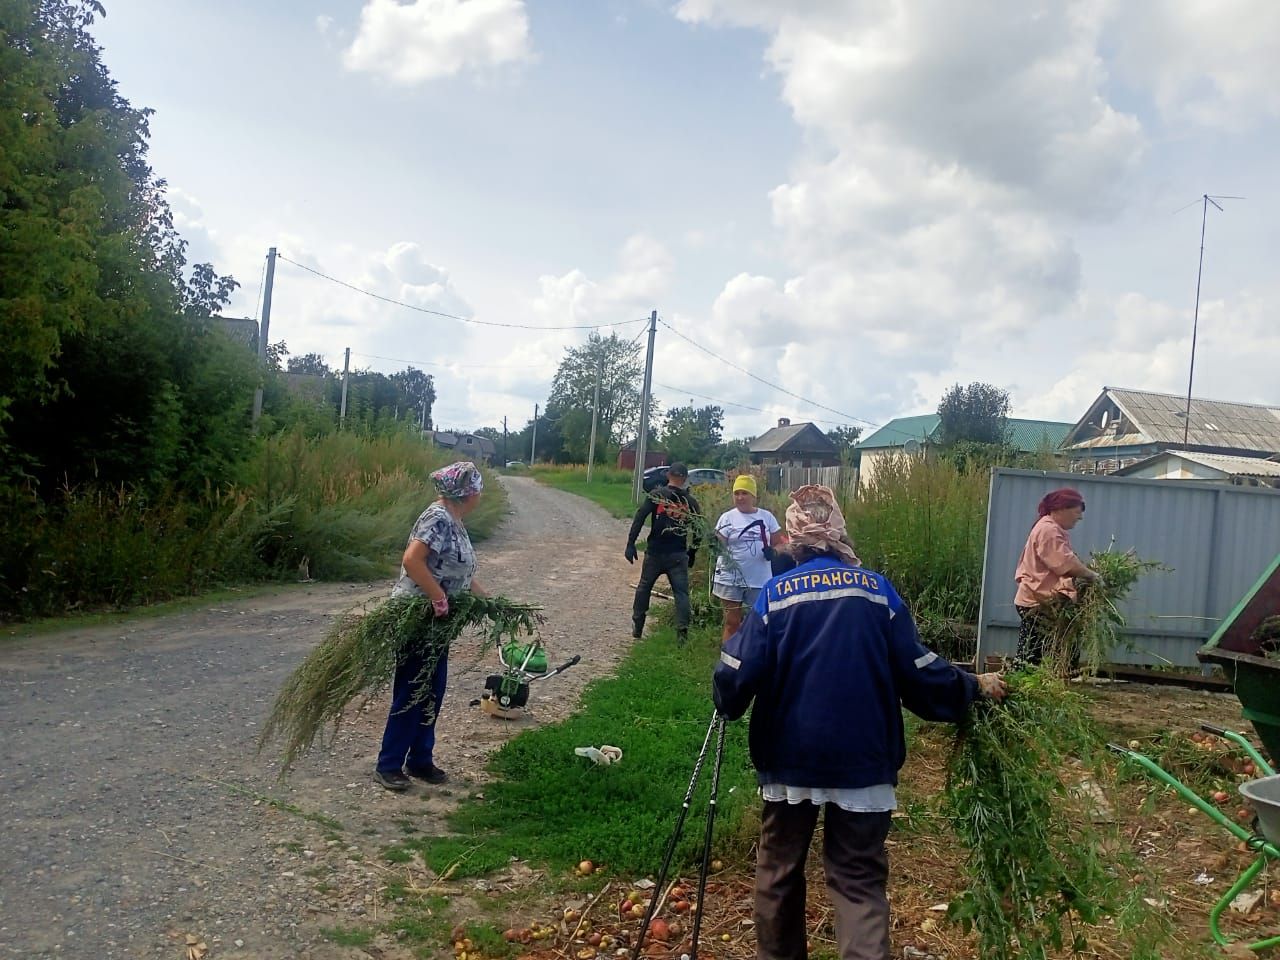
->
[762, 465, 858, 497]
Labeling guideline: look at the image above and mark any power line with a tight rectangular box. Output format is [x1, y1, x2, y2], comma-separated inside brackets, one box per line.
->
[656, 319, 880, 427]
[252, 253, 270, 325]
[652, 382, 860, 428]
[276, 253, 646, 331]
[349, 350, 544, 371]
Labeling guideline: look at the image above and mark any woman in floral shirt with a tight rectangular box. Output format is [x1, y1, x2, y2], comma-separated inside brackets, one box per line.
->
[374, 461, 487, 791]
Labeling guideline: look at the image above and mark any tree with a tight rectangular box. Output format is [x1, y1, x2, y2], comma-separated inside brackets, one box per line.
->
[0, 0, 256, 490]
[937, 382, 1011, 447]
[287, 353, 332, 377]
[547, 333, 643, 460]
[389, 367, 435, 427]
[711, 436, 753, 469]
[825, 425, 863, 460]
[662, 405, 724, 466]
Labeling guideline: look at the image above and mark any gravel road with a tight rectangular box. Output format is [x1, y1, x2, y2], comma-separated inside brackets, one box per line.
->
[0, 477, 636, 960]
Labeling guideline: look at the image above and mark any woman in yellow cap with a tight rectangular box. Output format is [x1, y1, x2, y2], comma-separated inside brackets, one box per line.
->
[713, 473, 784, 641]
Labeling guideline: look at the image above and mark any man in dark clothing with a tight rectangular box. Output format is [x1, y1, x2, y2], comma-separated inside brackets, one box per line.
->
[713, 484, 1005, 960]
[625, 462, 701, 644]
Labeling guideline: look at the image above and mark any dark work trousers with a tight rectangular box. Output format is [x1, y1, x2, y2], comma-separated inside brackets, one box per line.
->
[1014, 600, 1078, 670]
[755, 800, 892, 960]
[1014, 604, 1050, 665]
[632, 550, 691, 632]
[376, 647, 449, 774]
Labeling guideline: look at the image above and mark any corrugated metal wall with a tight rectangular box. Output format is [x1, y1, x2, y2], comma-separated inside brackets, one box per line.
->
[976, 468, 1280, 667]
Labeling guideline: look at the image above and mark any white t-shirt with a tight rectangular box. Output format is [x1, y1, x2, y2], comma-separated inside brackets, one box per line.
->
[714, 507, 781, 589]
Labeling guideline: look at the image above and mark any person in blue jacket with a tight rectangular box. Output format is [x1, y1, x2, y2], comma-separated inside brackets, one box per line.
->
[713, 484, 1006, 960]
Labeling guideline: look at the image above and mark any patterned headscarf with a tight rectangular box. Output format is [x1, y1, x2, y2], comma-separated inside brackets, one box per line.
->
[785, 484, 860, 566]
[431, 461, 484, 500]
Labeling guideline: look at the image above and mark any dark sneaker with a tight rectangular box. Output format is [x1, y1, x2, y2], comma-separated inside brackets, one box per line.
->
[405, 764, 449, 785]
[374, 769, 411, 792]
[631, 622, 644, 640]
[676, 629, 688, 647]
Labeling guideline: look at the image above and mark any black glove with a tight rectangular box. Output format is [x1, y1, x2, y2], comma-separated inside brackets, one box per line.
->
[687, 550, 697, 567]
[762, 544, 775, 561]
[624, 543, 638, 564]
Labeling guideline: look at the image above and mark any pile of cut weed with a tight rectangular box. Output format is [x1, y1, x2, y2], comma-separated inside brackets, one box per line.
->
[387, 624, 757, 877]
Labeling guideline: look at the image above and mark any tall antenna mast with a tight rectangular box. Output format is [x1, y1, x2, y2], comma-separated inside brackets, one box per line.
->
[1181, 194, 1243, 447]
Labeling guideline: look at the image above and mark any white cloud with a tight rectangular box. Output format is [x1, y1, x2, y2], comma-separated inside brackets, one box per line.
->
[1107, 1, 1280, 127]
[343, 0, 532, 85]
[661, 2, 1142, 427]
[531, 233, 673, 326]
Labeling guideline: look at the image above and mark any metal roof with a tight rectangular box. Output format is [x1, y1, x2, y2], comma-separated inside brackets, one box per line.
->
[1116, 450, 1280, 478]
[1065, 387, 1280, 453]
[856, 415, 1072, 452]
[749, 422, 836, 453]
[857, 415, 939, 450]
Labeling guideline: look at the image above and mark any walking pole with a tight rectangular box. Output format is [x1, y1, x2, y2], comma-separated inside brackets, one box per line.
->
[689, 715, 728, 960]
[631, 711, 719, 960]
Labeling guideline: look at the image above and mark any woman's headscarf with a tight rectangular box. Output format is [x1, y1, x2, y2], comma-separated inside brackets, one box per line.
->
[785, 484, 860, 566]
[1037, 487, 1085, 517]
[431, 461, 484, 500]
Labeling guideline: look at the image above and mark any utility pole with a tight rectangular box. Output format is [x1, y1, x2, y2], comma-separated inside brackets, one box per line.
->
[503, 416, 508, 466]
[339, 347, 350, 427]
[632, 309, 658, 503]
[587, 356, 603, 482]
[251, 246, 278, 427]
[530, 403, 539, 464]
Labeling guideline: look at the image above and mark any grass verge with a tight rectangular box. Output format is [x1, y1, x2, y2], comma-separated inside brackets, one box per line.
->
[387, 623, 756, 877]
[529, 465, 637, 519]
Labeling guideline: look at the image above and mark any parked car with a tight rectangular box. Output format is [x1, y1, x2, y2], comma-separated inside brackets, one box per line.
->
[505, 460, 526, 470]
[687, 468, 729, 487]
[641, 465, 670, 492]
[641, 466, 729, 492]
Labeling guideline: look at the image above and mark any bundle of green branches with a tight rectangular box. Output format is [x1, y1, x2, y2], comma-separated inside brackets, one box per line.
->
[259, 592, 542, 774]
[1041, 548, 1166, 677]
[944, 670, 1171, 960]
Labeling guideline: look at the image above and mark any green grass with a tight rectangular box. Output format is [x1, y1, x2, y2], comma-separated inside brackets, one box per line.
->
[321, 926, 373, 948]
[529, 464, 637, 518]
[384, 622, 757, 878]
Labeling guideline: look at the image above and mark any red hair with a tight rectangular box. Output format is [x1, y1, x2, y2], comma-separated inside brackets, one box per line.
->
[1037, 487, 1085, 517]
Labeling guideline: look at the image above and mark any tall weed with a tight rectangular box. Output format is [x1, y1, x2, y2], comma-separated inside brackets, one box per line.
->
[842, 454, 989, 624]
[0, 427, 507, 620]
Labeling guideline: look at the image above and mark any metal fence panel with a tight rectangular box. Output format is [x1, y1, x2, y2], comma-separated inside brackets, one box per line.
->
[976, 468, 1280, 667]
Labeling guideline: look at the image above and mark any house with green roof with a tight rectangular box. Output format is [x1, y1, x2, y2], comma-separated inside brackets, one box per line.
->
[855, 414, 1072, 485]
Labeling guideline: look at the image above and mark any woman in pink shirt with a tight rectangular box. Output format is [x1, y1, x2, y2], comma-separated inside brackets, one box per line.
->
[1013, 487, 1100, 666]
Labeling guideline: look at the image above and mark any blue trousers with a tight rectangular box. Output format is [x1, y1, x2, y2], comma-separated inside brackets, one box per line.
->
[376, 647, 449, 774]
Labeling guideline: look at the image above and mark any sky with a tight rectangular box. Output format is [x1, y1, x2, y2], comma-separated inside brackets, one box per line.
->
[89, 0, 1280, 441]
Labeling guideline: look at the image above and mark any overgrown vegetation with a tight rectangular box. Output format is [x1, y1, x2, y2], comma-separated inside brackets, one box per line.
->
[2, 428, 507, 619]
[843, 454, 990, 627]
[259, 592, 540, 774]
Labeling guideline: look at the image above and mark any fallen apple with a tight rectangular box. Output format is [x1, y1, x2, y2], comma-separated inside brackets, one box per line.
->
[1213, 790, 1230, 804]
[578, 860, 595, 876]
[672, 900, 690, 914]
[650, 919, 670, 942]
